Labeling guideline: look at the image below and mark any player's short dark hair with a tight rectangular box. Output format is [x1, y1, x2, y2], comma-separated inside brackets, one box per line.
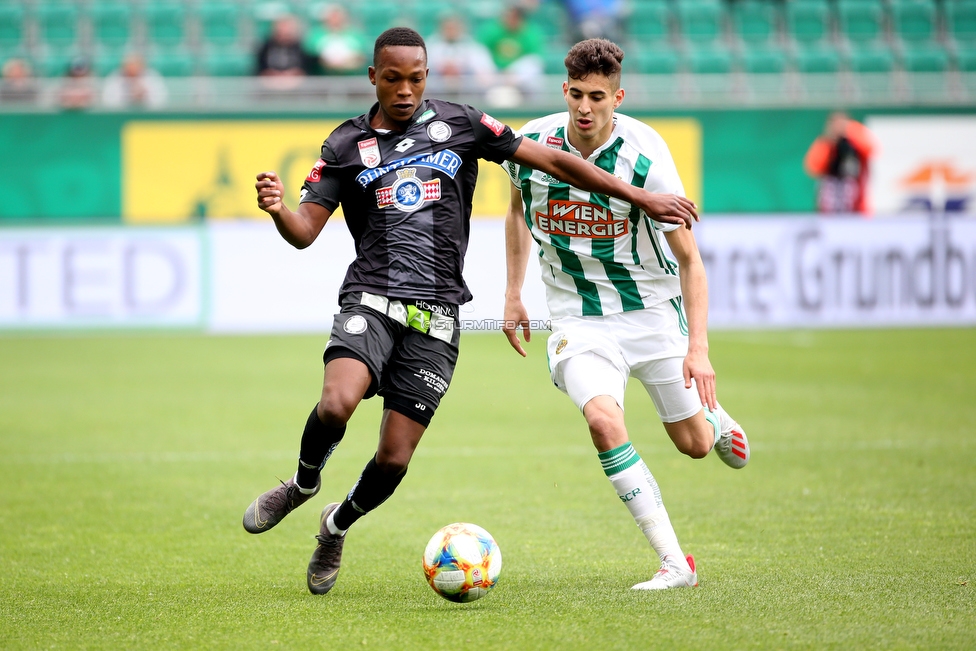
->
[564, 39, 624, 88]
[373, 27, 427, 67]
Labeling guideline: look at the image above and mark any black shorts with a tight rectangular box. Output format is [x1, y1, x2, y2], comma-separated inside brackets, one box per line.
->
[323, 292, 461, 427]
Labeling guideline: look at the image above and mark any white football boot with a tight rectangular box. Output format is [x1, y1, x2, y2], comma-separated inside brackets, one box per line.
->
[632, 554, 698, 590]
[710, 406, 750, 469]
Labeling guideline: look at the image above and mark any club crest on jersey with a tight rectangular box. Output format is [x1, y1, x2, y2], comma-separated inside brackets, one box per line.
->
[480, 112, 505, 136]
[427, 121, 452, 143]
[546, 135, 564, 149]
[375, 168, 441, 213]
[535, 200, 627, 239]
[358, 138, 381, 168]
[306, 158, 327, 182]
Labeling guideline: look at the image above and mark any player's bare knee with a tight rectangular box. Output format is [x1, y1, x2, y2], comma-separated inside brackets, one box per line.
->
[317, 394, 356, 426]
[373, 451, 410, 475]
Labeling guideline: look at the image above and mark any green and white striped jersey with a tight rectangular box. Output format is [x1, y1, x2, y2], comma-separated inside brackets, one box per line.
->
[507, 112, 684, 319]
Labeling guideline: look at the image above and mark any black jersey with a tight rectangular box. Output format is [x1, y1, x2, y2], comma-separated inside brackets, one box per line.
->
[300, 99, 523, 305]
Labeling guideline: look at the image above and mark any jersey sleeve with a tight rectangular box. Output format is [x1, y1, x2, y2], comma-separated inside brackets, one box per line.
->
[464, 104, 523, 164]
[639, 130, 686, 233]
[299, 140, 343, 211]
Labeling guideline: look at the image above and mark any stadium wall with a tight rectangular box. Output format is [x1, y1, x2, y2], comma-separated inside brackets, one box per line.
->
[3, 216, 976, 331]
[2, 106, 974, 221]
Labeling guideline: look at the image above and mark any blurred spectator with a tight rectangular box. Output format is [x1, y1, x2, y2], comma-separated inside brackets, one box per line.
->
[0, 58, 39, 105]
[304, 4, 368, 75]
[58, 58, 96, 110]
[804, 111, 877, 215]
[561, 0, 623, 42]
[476, 3, 545, 100]
[426, 13, 497, 97]
[102, 53, 168, 109]
[257, 15, 314, 77]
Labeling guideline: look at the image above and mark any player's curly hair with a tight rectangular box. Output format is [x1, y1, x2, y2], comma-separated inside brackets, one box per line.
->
[564, 39, 624, 88]
[373, 27, 427, 66]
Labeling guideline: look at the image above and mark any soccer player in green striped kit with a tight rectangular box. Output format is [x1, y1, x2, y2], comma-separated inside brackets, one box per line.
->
[503, 38, 751, 590]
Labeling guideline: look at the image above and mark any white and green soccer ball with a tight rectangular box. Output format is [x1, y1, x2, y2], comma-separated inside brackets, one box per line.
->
[422, 522, 501, 603]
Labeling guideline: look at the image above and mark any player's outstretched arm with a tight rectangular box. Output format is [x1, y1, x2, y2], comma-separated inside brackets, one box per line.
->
[504, 184, 532, 357]
[255, 171, 332, 249]
[664, 226, 716, 411]
[509, 137, 699, 230]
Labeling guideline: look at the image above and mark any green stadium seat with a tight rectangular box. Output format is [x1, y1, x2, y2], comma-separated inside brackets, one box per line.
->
[543, 45, 567, 75]
[197, 3, 243, 48]
[837, 1, 884, 45]
[901, 43, 950, 72]
[956, 45, 976, 71]
[93, 49, 126, 76]
[731, 0, 779, 45]
[785, 0, 832, 45]
[149, 49, 197, 77]
[349, 1, 399, 37]
[0, 4, 26, 54]
[633, 47, 680, 74]
[946, 1, 976, 46]
[684, 44, 734, 73]
[675, 0, 726, 46]
[847, 44, 895, 72]
[202, 48, 254, 76]
[145, 2, 189, 48]
[626, 1, 672, 46]
[740, 44, 789, 73]
[890, 0, 937, 44]
[36, 2, 80, 49]
[33, 50, 81, 78]
[91, 2, 134, 49]
[793, 44, 842, 73]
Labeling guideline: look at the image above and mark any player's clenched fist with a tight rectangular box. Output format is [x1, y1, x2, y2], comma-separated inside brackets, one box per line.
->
[255, 171, 285, 214]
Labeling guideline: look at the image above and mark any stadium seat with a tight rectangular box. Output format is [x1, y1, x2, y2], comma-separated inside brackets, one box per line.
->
[837, 0, 885, 45]
[785, 0, 832, 46]
[93, 49, 126, 76]
[626, 0, 672, 46]
[731, 0, 779, 45]
[793, 44, 842, 73]
[847, 44, 896, 72]
[956, 45, 976, 71]
[946, 1, 976, 46]
[33, 51, 79, 78]
[202, 48, 255, 76]
[35, 2, 80, 49]
[890, 0, 937, 44]
[149, 49, 197, 77]
[740, 44, 789, 73]
[91, 2, 134, 50]
[351, 1, 400, 37]
[197, 3, 243, 48]
[145, 2, 189, 48]
[0, 4, 26, 55]
[675, 0, 727, 46]
[633, 47, 680, 74]
[901, 43, 950, 72]
[684, 44, 734, 73]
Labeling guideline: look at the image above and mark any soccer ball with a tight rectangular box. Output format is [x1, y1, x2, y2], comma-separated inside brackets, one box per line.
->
[422, 523, 502, 603]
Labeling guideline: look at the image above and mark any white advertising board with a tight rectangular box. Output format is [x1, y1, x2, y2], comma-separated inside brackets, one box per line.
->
[2, 216, 975, 331]
[0, 227, 203, 328]
[867, 116, 976, 215]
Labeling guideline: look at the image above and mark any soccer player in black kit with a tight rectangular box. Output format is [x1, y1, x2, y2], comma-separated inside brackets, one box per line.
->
[246, 27, 699, 596]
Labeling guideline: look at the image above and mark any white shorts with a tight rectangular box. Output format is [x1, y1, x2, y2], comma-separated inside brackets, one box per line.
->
[548, 303, 703, 423]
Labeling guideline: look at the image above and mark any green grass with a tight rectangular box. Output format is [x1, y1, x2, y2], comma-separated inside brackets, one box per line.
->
[1, 329, 974, 650]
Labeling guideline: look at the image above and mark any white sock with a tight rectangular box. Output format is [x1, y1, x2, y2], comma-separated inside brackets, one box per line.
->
[599, 442, 688, 569]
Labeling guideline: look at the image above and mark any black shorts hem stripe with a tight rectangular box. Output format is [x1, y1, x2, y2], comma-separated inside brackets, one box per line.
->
[383, 394, 433, 428]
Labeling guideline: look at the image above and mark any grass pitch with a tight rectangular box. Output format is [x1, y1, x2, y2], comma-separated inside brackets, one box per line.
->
[0, 328, 974, 650]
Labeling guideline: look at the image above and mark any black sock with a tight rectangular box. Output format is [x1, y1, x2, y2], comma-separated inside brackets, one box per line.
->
[332, 456, 407, 531]
[295, 405, 346, 490]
